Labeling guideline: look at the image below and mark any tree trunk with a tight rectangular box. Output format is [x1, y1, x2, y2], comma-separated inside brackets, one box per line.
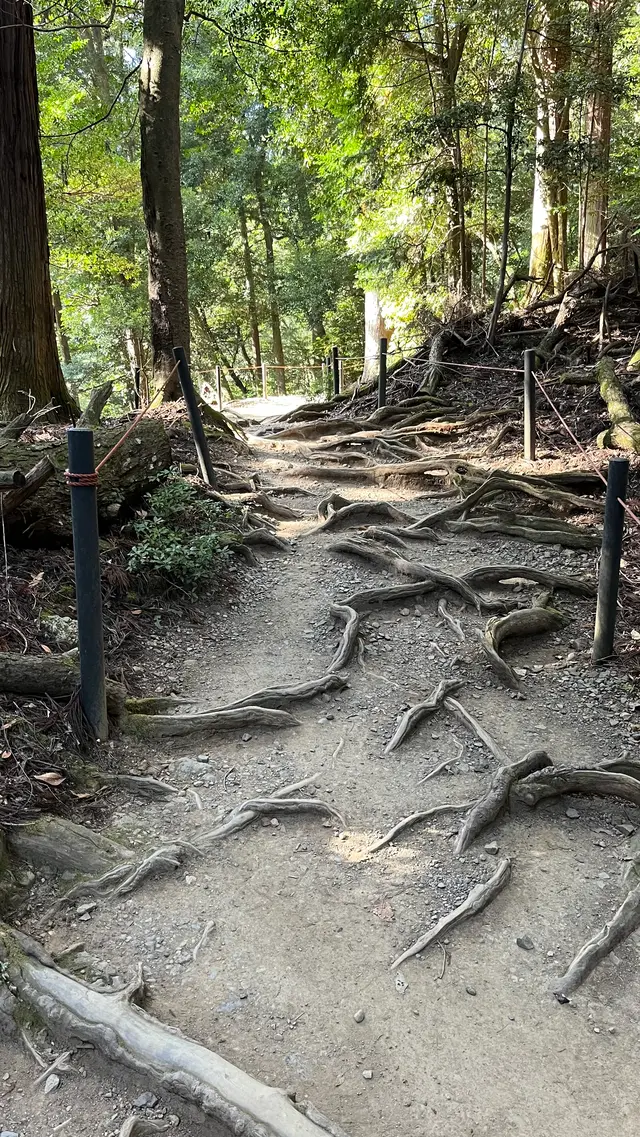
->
[363, 292, 392, 383]
[52, 290, 72, 364]
[254, 161, 286, 394]
[0, 418, 171, 539]
[580, 0, 614, 265]
[238, 202, 262, 369]
[139, 0, 190, 398]
[527, 0, 571, 298]
[84, 25, 111, 102]
[0, 1, 76, 422]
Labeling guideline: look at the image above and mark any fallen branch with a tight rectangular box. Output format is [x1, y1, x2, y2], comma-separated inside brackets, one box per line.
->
[367, 800, 477, 854]
[454, 750, 551, 854]
[0, 925, 348, 1137]
[479, 597, 566, 690]
[385, 679, 462, 754]
[390, 858, 511, 969]
[0, 457, 56, 517]
[553, 881, 640, 999]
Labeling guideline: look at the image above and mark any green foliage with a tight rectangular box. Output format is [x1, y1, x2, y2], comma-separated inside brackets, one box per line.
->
[128, 477, 240, 593]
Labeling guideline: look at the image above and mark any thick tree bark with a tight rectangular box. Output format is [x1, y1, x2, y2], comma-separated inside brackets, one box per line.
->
[238, 202, 262, 370]
[0, 1, 76, 422]
[0, 418, 171, 538]
[527, 0, 571, 298]
[139, 0, 190, 398]
[254, 159, 286, 394]
[580, 0, 614, 265]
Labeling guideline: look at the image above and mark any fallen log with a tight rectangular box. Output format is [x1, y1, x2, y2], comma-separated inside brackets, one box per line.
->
[0, 924, 349, 1137]
[454, 750, 551, 854]
[390, 858, 511, 969]
[0, 468, 26, 488]
[0, 652, 126, 715]
[0, 457, 55, 517]
[0, 418, 172, 537]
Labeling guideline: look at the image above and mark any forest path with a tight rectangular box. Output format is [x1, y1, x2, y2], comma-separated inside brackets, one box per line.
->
[8, 437, 640, 1137]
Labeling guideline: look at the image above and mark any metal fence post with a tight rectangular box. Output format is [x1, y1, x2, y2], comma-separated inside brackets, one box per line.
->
[523, 348, 536, 461]
[133, 366, 141, 410]
[173, 346, 217, 486]
[261, 361, 268, 399]
[215, 364, 223, 411]
[592, 457, 629, 663]
[332, 346, 340, 396]
[67, 428, 108, 742]
[378, 336, 388, 408]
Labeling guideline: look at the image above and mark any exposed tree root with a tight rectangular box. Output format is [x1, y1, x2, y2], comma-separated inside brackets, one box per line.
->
[385, 679, 462, 754]
[596, 356, 640, 451]
[512, 767, 640, 810]
[317, 492, 352, 519]
[553, 881, 640, 999]
[345, 580, 439, 611]
[390, 858, 511, 970]
[242, 528, 290, 551]
[446, 516, 601, 549]
[103, 774, 181, 799]
[479, 597, 566, 690]
[125, 706, 300, 739]
[462, 564, 596, 596]
[360, 526, 412, 549]
[0, 925, 348, 1137]
[314, 500, 414, 534]
[409, 474, 602, 530]
[598, 757, 640, 780]
[328, 603, 362, 672]
[362, 523, 442, 545]
[213, 673, 348, 711]
[453, 750, 551, 854]
[443, 697, 511, 765]
[367, 800, 477, 854]
[437, 598, 465, 641]
[329, 538, 502, 612]
[7, 816, 130, 876]
[230, 491, 303, 520]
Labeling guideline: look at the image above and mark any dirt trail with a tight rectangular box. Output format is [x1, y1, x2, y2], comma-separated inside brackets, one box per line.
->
[5, 438, 640, 1137]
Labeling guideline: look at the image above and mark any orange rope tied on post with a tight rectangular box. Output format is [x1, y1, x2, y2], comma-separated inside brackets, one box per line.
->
[63, 361, 180, 486]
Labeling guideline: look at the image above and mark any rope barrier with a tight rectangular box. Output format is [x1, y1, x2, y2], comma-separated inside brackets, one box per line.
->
[64, 360, 181, 486]
[533, 372, 640, 531]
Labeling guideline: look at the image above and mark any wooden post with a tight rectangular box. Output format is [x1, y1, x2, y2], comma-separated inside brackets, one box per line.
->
[173, 346, 217, 487]
[592, 457, 629, 663]
[378, 336, 388, 408]
[261, 361, 268, 399]
[332, 346, 340, 396]
[66, 428, 108, 742]
[523, 348, 536, 461]
[215, 364, 223, 411]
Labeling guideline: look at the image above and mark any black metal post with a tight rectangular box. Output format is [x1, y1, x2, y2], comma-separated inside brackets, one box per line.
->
[523, 348, 536, 461]
[378, 336, 388, 409]
[592, 457, 629, 663]
[67, 428, 108, 741]
[173, 346, 217, 486]
[133, 366, 141, 409]
[332, 346, 340, 396]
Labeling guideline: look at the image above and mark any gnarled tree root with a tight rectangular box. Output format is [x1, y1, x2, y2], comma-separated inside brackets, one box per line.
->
[124, 706, 300, 739]
[313, 500, 414, 534]
[443, 697, 511, 764]
[479, 599, 566, 690]
[437, 598, 465, 641]
[213, 673, 348, 711]
[0, 925, 349, 1137]
[367, 800, 477, 854]
[390, 858, 511, 970]
[329, 604, 362, 671]
[512, 767, 640, 810]
[446, 516, 601, 549]
[553, 881, 640, 999]
[385, 679, 462, 754]
[454, 750, 551, 854]
[462, 564, 596, 597]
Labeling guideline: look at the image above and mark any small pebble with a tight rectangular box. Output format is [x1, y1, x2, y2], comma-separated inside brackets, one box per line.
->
[134, 1091, 159, 1108]
[465, 985, 477, 996]
[484, 842, 499, 855]
[565, 808, 580, 820]
[353, 1008, 365, 1023]
[43, 1073, 60, 1094]
[516, 935, 535, 951]
[197, 754, 209, 763]
[362, 1070, 373, 1080]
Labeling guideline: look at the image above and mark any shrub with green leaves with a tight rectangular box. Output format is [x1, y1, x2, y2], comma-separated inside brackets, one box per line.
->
[128, 476, 241, 592]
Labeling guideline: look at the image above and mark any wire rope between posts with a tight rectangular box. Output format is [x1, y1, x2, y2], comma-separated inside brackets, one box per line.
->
[532, 371, 640, 531]
[64, 361, 181, 488]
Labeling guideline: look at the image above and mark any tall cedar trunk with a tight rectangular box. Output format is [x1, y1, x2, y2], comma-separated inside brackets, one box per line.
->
[254, 160, 286, 394]
[527, 0, 571, 297]
[294, 171, 327, 351]
[0, 1, 76, 421]
[139, 0, 190, 398]
[580, 0, 614, 265]
[363, 292, 392, 383]
[238, 203, 262, 370]
[52, 290, 72, 364]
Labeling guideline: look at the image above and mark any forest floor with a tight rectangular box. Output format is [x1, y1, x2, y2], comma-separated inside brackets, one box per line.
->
[3, 417, 640, 1137]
